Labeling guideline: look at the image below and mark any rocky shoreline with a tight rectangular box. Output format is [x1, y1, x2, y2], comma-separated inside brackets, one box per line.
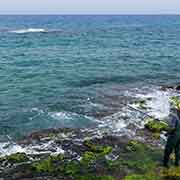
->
[0, 120, 170, 180]
[1, 86, 180, 180]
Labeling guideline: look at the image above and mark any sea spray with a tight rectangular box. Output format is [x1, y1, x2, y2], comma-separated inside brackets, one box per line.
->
[147, 91, 170, 120]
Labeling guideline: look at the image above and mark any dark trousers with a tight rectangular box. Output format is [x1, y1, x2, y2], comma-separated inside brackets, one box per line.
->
[163, 133, 180, 167]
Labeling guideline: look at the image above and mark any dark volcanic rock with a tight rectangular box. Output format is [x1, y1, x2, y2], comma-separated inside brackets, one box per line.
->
[0, 123, 167, 180]
[161, 84, 180, 91]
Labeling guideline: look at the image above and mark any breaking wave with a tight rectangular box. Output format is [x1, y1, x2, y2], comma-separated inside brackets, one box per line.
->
[10, 28, 46, 34]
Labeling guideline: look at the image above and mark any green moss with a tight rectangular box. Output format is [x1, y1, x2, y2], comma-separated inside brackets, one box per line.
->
[7, 153, 29, 163]
[120, 158, 156, 173]
[80, 141, 112, 167]
[152, 132, 161, 139]
[32, 157, 54, 173]
[145, 118, 169, 133]
[84, 140, 112, 155]
[113, 140, 162, 174]
[31, 154, 64, 173]
[124, 173, 160, 180]
[135, 100, 147, 109]
[63, 161, 80, 176]
[50, 154, 64, 161]
[160, 167, 180, 179]
[77, 175, 116, 180]
[80, 151, 96, 166]
[170, 96, 180, 109]
[47, 133, 57, 139]
[125, 140, 149, 152]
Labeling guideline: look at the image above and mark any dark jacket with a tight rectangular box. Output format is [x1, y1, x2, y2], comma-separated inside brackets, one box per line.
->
[169, 112, 180, 134]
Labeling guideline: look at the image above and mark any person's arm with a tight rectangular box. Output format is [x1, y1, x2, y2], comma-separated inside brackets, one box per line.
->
[167, 114, 177, 134]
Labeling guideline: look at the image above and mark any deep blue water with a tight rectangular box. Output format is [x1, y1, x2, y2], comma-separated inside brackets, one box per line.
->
[0, 15, 180, 139]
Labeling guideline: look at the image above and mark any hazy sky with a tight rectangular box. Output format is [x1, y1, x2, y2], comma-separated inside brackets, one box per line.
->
[0, 0, 180, 14]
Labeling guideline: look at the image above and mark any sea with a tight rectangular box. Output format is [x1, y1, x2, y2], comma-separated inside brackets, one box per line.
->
[0, 15, 180, 141]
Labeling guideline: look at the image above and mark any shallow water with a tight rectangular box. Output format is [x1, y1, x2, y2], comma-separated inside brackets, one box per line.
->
[0, 15, 180, 139]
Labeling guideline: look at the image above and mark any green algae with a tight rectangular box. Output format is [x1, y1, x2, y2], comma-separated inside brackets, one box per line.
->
[62, 161, 80, 176]
[152, 132, 161, 139]
[81, 141, 112, 168]
[123, 173, 160, 180]
[135, 100, 147, 109]
[145, 118, 169, 133]
[109, 140, 162, 174]
[6, 152, 29, 163]
[31, 154, 64, 173]
[77, 175, 116, 180]
[80, 151, 96, 166]
[170, 96, 180, 109]
[125, 140, 149, 152]
[84, 140, 112, 155]
[160, 166, 180, 180]
[2, 138, 164, 180]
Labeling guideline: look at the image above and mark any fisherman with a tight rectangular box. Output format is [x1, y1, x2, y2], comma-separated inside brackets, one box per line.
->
[163, 106, 180, 167]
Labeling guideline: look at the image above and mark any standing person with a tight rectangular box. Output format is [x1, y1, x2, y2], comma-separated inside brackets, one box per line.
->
[163, 107, 180, 167]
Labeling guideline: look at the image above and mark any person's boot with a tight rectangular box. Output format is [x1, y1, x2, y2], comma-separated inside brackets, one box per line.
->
[163, 156, 170, 168]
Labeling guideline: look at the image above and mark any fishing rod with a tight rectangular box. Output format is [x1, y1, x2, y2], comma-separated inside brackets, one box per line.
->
[121, 102, 160, 121]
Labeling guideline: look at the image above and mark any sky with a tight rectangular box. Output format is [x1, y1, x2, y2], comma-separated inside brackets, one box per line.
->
[0, 0, 180, 14]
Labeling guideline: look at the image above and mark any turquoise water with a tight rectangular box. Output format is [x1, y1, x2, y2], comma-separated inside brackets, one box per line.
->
[0, 15, 180, 139]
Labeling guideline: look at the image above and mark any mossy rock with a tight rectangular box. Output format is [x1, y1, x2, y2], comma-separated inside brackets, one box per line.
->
[80, 151, 96, 166]
[160, 167, 180, 179]
[152, 132, 161, 139]
[115, 157, 156, 173]
[121, 140, 161, 173]
[124, 173, 160, 180]
[84, 140, 112, 155]
[170, 96, 180, 109]
[77, 175, 116, 180]
[125, 140, 149, 152]
[31, 154, 64, 173]
[145, 118, 169, 133]
[135, 100, 147, 109]
[81, 141, 112, 168]
[6, 152, 29, 163]
[62, 161, 80, 176]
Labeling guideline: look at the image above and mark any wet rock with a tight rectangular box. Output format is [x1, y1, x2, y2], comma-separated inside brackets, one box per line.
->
[161, 85, 175, 91]
[170, 96, 180, 109]
[144, 118, 169, 133]
[176, 85, 180, 91]
[6, 153, 29, 163]
[19, 128, 76, 145]
[134, 100, 147, 110]
[161, 84, 180, 91]
[0, 122, 167, 180]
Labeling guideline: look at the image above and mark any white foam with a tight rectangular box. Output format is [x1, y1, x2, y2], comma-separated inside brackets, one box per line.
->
[146, 91, 170, 119]
[0, 140, 65, 157]
[10, 28, 46, 34]
[101, 87, 175, 137]
[49, 111, 101, 125]
[135, 90, 171, 119]
[50, 111, 72, 120]
[0, 142, 25, 156]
